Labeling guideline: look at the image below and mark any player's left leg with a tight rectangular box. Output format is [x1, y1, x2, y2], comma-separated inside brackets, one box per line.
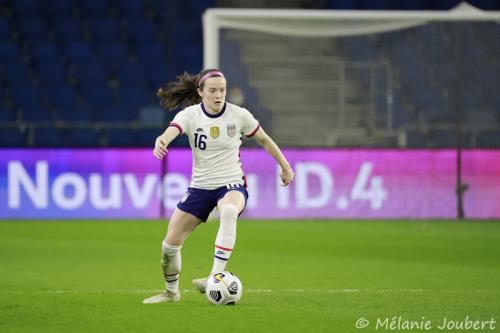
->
[192, 190, 246, 293]
[212, 190, 246, 273]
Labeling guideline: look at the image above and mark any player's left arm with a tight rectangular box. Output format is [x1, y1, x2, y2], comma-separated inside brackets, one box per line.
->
[253, 127, 294, 186]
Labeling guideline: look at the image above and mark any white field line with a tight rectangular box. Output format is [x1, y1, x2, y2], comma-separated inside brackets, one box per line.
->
[0, 289, 495, 295]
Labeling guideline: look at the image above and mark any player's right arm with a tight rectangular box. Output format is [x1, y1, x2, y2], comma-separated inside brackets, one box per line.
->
[153, 108, 190, 160]
[153, 126, 181, 160]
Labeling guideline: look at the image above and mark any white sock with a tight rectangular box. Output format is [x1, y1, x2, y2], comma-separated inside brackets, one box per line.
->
[211, 204, 238, 274]
[161, 241, 182, 292]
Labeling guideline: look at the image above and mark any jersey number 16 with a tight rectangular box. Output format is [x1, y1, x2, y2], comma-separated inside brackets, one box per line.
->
[194, 133, 207, 150]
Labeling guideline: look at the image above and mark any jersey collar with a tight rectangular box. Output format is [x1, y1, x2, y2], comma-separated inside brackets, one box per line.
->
[201, 102, 226, 118]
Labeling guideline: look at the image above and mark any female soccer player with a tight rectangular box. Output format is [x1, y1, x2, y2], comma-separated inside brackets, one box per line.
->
[143, 69, 294, 303]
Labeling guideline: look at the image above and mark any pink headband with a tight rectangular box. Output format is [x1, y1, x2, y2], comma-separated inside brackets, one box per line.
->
[198, 71, 224, 86]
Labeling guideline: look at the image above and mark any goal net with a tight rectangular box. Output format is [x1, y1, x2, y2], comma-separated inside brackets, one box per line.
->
[203, 4, 500, 148]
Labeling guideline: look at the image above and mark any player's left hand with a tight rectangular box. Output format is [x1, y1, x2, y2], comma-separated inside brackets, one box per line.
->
[280, 166, 294, 186]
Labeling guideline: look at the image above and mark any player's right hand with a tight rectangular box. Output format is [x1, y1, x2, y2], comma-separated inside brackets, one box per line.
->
[153, 137, 168, 160]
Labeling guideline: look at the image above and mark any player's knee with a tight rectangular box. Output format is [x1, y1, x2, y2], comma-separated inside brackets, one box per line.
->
[162, 239, 181, 255]
[220, 204, 239, 222]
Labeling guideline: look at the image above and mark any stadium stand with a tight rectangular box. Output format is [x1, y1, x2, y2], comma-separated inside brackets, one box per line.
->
[0, 0, 214, 147]
[0, 0, 498, 147]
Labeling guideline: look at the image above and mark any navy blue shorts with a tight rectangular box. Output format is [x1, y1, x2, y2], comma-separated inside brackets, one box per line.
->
[177, 184, 248, 222]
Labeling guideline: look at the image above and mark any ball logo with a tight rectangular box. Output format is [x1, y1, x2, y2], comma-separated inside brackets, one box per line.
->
[209, 290, 222, 302]
[213, 272, 225, 283]
[228, 281, 238, 295]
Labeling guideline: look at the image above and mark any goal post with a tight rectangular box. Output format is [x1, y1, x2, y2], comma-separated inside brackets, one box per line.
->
[203, 5, 500, 67]
[203, 5, 500, 148]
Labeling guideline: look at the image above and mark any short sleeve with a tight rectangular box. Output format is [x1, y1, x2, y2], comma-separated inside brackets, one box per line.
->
[170, 109, 190, 135]
[241, 108, 260, 138]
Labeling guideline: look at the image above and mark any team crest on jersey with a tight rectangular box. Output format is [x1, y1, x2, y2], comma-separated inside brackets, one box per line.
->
[210, 126, 220, 139]
[227, 123, 236, 137]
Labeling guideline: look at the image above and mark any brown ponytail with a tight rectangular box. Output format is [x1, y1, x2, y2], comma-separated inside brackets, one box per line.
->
[157, 68, 222, 111]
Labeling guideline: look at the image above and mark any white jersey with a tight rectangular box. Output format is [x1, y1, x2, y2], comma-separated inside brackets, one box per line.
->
[170, 102, 260, 189]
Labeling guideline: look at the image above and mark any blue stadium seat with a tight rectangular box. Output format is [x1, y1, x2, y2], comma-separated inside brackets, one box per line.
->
[116, 0, 145, 18]
[174, 21, 201, 44]
[430, 0, 460, 9]
[90, 18, 122, 42]
[176, 0, 210, 19]
[0, 18, 11, 40]
[31, 41, 61, 63]
[468, 0, 500, 10]
[56, 109, 94, 123]
[2, 61, 32, 84]
[12, 0, 40, 17]
[147, 62, 174, 90]
[43, 0, 76, 17]
[136, 42, 166, 63]
[67, 128, 102, 146]
[53, 19, 84, 42]
[80, 0, 109, 17]
[325, 0, 358, 9]
[0, 128, 27, 146]
[37, 62, 69, 85]
[97, 107, 135, 123]
[43, 85, 79, 111]
[82, 85, 115, 111]
[65, 42, 94, 65]
[357, 0, 395, 10]
[22, 107, 53, 123]
[106, 128, 138, 146]
[117, 62, 147, 84]
[96, 42, 130, 66]
[0, 42, 19, 62]
[33, 127, 67, 147]
[119, 84, 149, 113]
[10, 84, 42, 110]
[0, 106, 18, 122]
[394, 0, 428, 9]
[175, 43, 202, 74]
[126, 19, 156, 42]
[138, 127, 163, 146]
[18, 18, 50, 41]
[74, 63, 108, 84]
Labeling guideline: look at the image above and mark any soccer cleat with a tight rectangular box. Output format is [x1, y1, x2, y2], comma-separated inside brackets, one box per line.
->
[142, 290, 180, 304]
[192, 277, 208, 294]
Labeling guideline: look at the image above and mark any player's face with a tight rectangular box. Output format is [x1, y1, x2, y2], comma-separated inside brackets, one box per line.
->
[198, 77, 227, 113]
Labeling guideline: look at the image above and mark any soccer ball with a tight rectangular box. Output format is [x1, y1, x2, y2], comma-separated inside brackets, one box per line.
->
[205, 272, 243, 305]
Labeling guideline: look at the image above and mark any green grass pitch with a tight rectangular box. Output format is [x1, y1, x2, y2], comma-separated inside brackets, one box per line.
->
[1, 219, 499, 333]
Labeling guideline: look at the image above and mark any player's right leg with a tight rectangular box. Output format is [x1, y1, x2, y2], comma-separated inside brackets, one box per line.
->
[143, 208, 201, 304]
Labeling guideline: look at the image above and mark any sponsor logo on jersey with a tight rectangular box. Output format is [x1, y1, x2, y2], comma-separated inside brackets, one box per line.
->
[196, 128, 204, 132]
[210, 126, 220, 139]
[227, 123, 236, 137]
